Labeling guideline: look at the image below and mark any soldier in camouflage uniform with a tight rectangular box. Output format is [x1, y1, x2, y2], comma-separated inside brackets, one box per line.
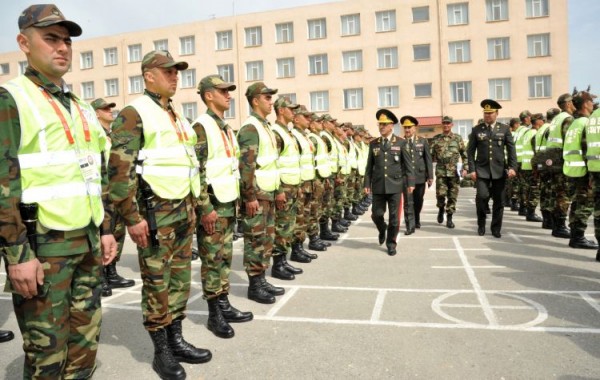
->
[108, 51, 212, 379]
[430, 116, 468, 228]
[533, 109, 560, 229]
[321, 116, 349, 233]
[342, 123, 360, 222]
[519, 113, 543, 222]
[514, 111, 532, 215]
[237, 82, 286, 304]
[505, 118, 521, 209]
[0, 5, 117, 378]
[584, 100, 600, 261]
[191, 75, 254, 340]
[91, 98, 136, 297]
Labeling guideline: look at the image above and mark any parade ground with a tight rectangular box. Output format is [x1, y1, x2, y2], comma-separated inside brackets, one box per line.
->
[1, 187, 600, 379]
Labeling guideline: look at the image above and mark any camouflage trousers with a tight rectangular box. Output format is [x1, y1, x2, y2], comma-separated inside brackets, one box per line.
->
[521, 170, 540, 209]
[517, 167, 528, 206]
[345, 170, 357, 207]
[333, 175, 347, 217]
[308, 178, 325, 236]
[319, 176, 335, 220]
[113, 214, 126, 261]
[551, 173, 572, 216]
[242, 199, 275, 276]
[589, 173, 600, 242]
[436, 176, 460, 214]
[10, 229, 102, 379]
[510, 166, 524, 202]
[197, 214, 235, 300]
[274, 184, 299, 256]
[138, 216, 194, 331]
[294, 181, 313, 243]
[567, 175, 593, 234]
[539, 171, 554, 212]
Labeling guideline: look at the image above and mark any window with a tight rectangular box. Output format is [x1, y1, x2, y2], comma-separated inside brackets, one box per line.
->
[486, 0, 508, 21]
[377, 47, 398, 69]
[454, 119, 473, 141]
[224, 98, 236, 119]
[308, 18, 327, 40]
[447, 3, 469, 25]
[276, 58, 295, 78]
[527, 33, 550, 57]
[246, 61, 264, 81]
[488, 78, 511, 100]
[18, 61, 27, 75]
[0, 63, 9, 75]
[376, 10, 396, 32]
[216, 31, 233, 50]
[309, 54, 328, 75]
[80, 51, 93, 69]
[154, 39, 168, 51]
[450, 81, 472, 103]
[105, 78, 119, 97]
[414, 83, 432, 97]
[104, 48, 117, 66]
[180, 69, 196, 89]
[217, 64, 234, 83]
[81, 81, 95, 100]
[413, 44, 431, 61]
[378, 86, 399, 107]
[412, 6, 430, 22]
[129, 75, 143, 94]
[180, 36, 195, 55]
[245, 27, 262, 47]
[128, 44, 142, 62]
[275, 22, 294, 43]
[528, 75, 551, 98]
[278, 93, 297, 104]
[448, 40, 471, 63]
[343, 88, 363, 110]
[181, 102, 198, 121]
[487, 37, 510, 60]
[310, 91, 329, 112]
[342, 50, 363, 72]
[341, 14, 360, 36]
[526, 0, 549, 18]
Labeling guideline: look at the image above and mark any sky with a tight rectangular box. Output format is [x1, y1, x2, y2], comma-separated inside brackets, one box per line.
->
[1, 0, 597, 94]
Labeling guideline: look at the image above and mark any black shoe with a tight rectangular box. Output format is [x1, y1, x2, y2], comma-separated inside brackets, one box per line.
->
[404, 228, 414, 236]
[247, 275, 276, 304]
[320, 221, 339, 240]
[218, 294, 253, 323]
[446, 214, 455, 229]
[206, 298, 235, 339]
[149, 329, 187, 380]
[166, 319, 213, 364]
[415, 222, 421, 229]
[510, 200, 519, 211]
[332, 221, 348, 233]
[191, 247, 200, 260]
[308, 236, 327, 251]
[541, 210, 554, 230]
[271, 255, 295, 280]
[437, 208, 444, 224]
[101, 275, 112, 297]
[105, 262, 135, 288]
[526, 209, 543, 222]
[352, 205, 365, 216]
[387, 246, 397, 256]
[281, 255, 303, 274]
[518, 206, 527, 216]
[339, 218, 351, 227]
[569, 236, 599, 250]
[378, 223, 387, 245]
[492, 230, 501, 238]
[0, 330, 14, 343]
[478, 226, 485, 236]
[316, 237, 331, 247]
[552, 217, 571, 239]
[260, 274, 285, 296]
[344, 207, 358, 221]
[596, 249, 600, 262]
[290, 250, 312, 263]
[298, 243, 318, 259]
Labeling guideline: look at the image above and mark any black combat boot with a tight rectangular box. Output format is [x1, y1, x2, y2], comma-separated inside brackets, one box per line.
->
[218, 294, 254, 323]
[191, 247, 200, 260]
[280, 254, 303, 274]
[352, 203, 365, 215]
[271, 254, 295, 280]
[320, 220, 339, 241]
[446, 214, 455, 229]
[552, 214, 571, 239]
[308, 235, 327, 251]
[247, 274, 276, 304]
[526, 208, 543, 222]
[0, 330, 14, 343]
[518, 204, 527, 216]
[313, 235, 331, 247]
[339, 218, 351, 227]
[101, 268, 112, 297]
[569, 230, 599, 250]
[331, 219, 348, 233]
[437, 207, 444, 224]
[414, 214, 421, 229]
[166, 318, 212, 364]
[541, 210, 554, 230]
[105, 262, 135, 288]
[596, 249, 600, 262]
[298, 242, 317, 259]
[260, 273, 285, 296]
[148, 329, 186, 380]
[206, 298, 235, 338]
[510, 199, 519, 211]
[344, 207, 358, 221]
[290, 242, 312, 263]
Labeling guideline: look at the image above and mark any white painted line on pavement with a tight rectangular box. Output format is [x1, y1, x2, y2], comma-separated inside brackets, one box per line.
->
[579, 292, 600, 315]
[430, 248, 491, 251]
[509, 232, 523, 242]
[432, 266, 505, 269]
[101, 283, 144, 303]
[370, 290, 387, 322]
[266, 286, 299, 317]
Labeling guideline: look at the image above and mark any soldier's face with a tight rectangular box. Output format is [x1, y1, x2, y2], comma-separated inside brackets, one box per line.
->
[146, 67, 179, 98]
[254, 94, 273, 117]
[95, 107, 115, 124]
[442, 122, 453, 133]
[483, 111, 497, 124]
[207, 88, 231, 112]
[17, 25, 72, 84]
[294, 114, 309, 128]
[378, 122, 393, 136]
[403, 126, 415, 139]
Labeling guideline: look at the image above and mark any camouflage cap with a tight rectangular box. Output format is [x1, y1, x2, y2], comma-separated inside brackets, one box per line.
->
[531, 113, 544, 122]
[442, 116, 453, 123]
[321, 114, 337, 122]
[557, 93, 573, 106]
[245, 82, 278, 98]
[573, 90, 597, 109]
[274, 96, 299, 111]
[519, 110, 532, 120]
[293, 104, 312, 116]
[546, 107, 560, 121]
[91, 98, 116, 110]
[141, 50, 188, 73]
[197, 74, 236, 95]
[19, 4, 82, 37]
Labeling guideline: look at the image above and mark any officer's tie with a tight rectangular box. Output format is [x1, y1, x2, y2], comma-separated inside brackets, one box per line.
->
[383, 137, 390, 151]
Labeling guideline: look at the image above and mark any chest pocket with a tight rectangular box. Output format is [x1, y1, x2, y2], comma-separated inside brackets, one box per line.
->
[493, 133, 504, 146]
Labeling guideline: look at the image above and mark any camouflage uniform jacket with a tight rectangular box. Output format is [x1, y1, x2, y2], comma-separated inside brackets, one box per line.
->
[0, 68, 112, 265]
[107, 90, 193, 228]
[431, 132, 468, 177]
[237, 111, 282, 202]
[192, 109, 236, 218]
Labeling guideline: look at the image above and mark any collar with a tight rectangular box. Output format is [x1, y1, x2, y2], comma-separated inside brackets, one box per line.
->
[207, 108, 226, 129]
[251, 111, 269, 125]
[144, 89, 173, 110]
[25, 67, 69, 98]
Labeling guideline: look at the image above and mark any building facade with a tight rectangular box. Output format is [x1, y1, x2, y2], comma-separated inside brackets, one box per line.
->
[0, 0, 567, 138]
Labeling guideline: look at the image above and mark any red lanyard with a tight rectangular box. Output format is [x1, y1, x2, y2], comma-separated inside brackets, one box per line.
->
[40, 88, 90, 144]
[219, 127, 236, 158]
[168, 111, 189, 143]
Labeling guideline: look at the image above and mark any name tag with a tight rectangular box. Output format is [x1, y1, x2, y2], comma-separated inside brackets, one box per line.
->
[78, 153, 100, 182]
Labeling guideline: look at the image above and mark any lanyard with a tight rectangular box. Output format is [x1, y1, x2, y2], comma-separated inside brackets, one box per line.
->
[40, 87, 90, 144]
[219, 127, 236, 158]
[168, 110, 189, 143]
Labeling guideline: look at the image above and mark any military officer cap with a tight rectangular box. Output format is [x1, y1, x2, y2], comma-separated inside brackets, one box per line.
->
[197, 74, 236, 95]
[519, 110, 532, 120]
[245, 82, 278, 99]
[376, 109, 398, 124]
[400, 115, 419, 127]
[531, 113, 544, 122]
[480, 99, 502, 113]
[19, 4, 82, 37]
[141, 50, 188, 72]
[442, 116, 453, 124]
[91, 98, 116, 110]
[274, 96, 300, 111]
[557, 93, 573, 106]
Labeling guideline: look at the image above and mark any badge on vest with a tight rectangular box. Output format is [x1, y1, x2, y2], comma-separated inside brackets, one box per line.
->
[78, 153, 100, 182]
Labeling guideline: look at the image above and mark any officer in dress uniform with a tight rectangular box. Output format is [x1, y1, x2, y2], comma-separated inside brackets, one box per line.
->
[467, 99, 517, 238]
[364, 109, 415, 256]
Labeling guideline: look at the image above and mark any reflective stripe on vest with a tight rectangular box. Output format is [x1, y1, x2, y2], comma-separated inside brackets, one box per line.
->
[547, 112, 571, 149]
[563, 117, 587, 177]
[308, 132, 332, 178]
[335, 138, 351, 175]
[130, 96, 200, 200]
[514, 125, 528, 162]
[520, 129, 537, 170]
[356, 141, 367, 175]
[587, 110, 600, 172]
[320, 131, 339, 173]
[240, 116, 280, 191]
[534, 123, 550, 153]
[3, 75, 105, 230]
[271, 123, 301, 185]
[195, 114, 239, 203]
[347, 139, 358, 169]
[291, 127, 316, 181]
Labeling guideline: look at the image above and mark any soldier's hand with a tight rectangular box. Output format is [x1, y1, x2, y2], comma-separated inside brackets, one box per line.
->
[246, 200, 260, 217]
[275, 193, 286, 210]
[101, 234, 118, 265]
[8, 259, 44, 299]
[507, 169, 516, 178]
[461, 169, 468, 178]
[128, 220, 149, 249]
[471, 172, 477, 181]
[407, 186, 415, 194]
[427, 179, 433, 188]
[364, 187, 370, 195]
[201, 210, 218, 235]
